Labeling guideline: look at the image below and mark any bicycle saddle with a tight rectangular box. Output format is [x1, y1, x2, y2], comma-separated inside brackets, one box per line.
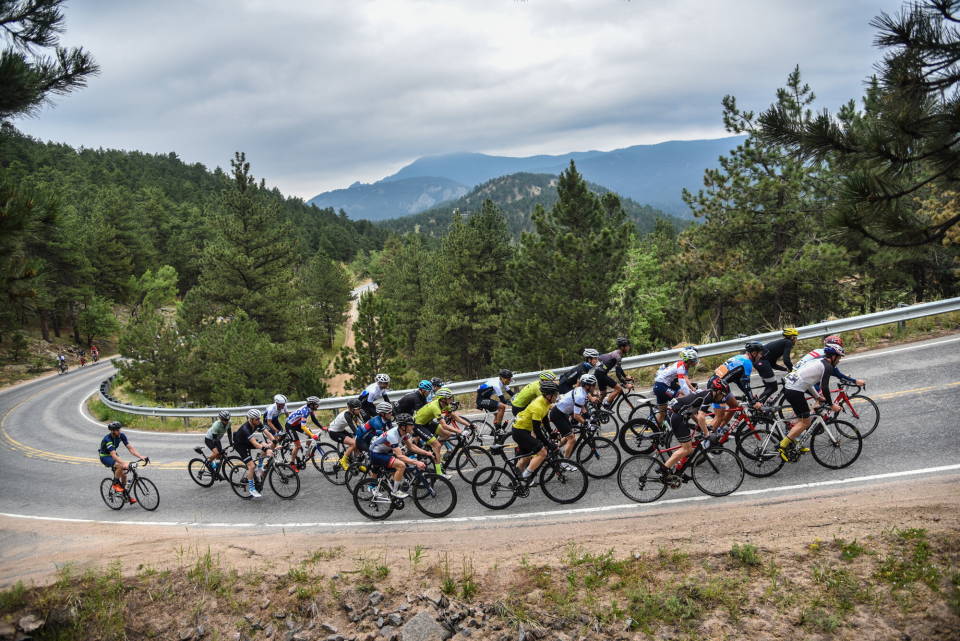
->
[489, 444, 506, 454]
[193, 446, 204, 455]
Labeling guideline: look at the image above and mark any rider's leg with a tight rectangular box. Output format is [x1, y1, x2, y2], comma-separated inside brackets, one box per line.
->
[606, 382, 623, 405]
[662, 413, 694, 471]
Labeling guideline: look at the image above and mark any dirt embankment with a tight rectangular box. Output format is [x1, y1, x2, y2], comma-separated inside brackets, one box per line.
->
[0, 475, 957, 640]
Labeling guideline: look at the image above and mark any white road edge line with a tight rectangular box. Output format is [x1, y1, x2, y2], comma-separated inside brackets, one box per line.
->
[2, 464, 958, 529]
[78, 389, 208, 438]
[843, 335, 960, 360]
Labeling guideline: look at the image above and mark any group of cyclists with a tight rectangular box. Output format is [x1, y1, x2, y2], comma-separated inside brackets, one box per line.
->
[101, 330, 869, 508]
[56, 344, 99, 372]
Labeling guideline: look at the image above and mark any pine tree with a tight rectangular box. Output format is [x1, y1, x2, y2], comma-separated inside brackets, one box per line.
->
[118, 312, 198, 405]
[76, 296, 120, 347]
[378, 234, 433, 352]
[334, 291, 407, 393]
[498, 161, 633, 370]
[300, 250, 352, 348]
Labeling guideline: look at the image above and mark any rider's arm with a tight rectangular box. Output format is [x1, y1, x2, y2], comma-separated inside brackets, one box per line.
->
[226, 426, 233, 447]
[779, 342, 794, 372]
[269, 415, 282, 432]
[125, 442, 146, 461]
[831, 364, 856, 384]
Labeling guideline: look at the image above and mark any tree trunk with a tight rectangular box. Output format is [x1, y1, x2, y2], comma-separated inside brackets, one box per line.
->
[52, 308, 61, 338]
[69, 303, 81, 344]
[39, 309, 50, 342]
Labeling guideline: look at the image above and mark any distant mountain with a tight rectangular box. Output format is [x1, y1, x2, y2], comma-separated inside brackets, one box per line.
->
[377, 172, 689, 240]
[375, 137, 745, 217]
[307, 176, 469, 221]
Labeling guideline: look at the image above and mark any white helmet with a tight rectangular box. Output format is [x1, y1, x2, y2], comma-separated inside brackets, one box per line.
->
[274, 394, 287, 405]
[580, 374, 597, 386]
[375, 373, 390, 384]
[583, 348, 600, 359]
[376, 401, 393, 414]
[306, 396, 321, 407]
[247, 409, 262, 420]
[680, 347, 699, 363]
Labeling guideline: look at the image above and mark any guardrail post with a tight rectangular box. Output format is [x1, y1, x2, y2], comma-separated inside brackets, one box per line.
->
[897, 303, 910, 335]
[183, 417, 190, 429]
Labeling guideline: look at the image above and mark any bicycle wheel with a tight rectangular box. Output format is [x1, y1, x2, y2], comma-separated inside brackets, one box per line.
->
[310, 445, 325, 473]
[614, 393, 645, 426]
[539, 459, 589, 505]
[230, 465, 253, 499]
[575, 435, 621, 479]
[269, 463, 301, 499]
[471, 466, 518, 510]
[454, 446, 495, 484]
[842, 395, 880, 438]
[222, 456, 243, 485]
[617, 455, 667, 503]
[691, 448, 744, 497]
[320, 450, 347, 485]
[100, 478, 125, 510]
[412, 473, 457, 518]
[810, 420, 862, 469]
[353, 479, 394, 520]
[345, 462, 370, 494]
[188, 458, 215, 488]
[470, 419, 497, 446]
[618, 418, 663, 455]
[586, 400, 611, 425]
[133, 477, 160, 511]
[735, 428, 785, 478]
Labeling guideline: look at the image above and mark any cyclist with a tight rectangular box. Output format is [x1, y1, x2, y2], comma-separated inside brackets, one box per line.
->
[368, 413, 432, 499]
[56, 352, 66, 372]
[333, 399, 364, 470]
[204, 410, 233, 477]
[394, 380, 433, 416]
[653, 347, 699, 426]
[413, 388, 461, 477]
[347, 401, 395, 462]
[78, 349, 86, 367]
[779, 343, 846, 460]
[99, 421, 149, 502]
[559, 349, 599, 394]
[476, 369, 514, 432]
[264, 394, 288, 435]
[512, 380, 561, 487]
[793, 336, 866, 388]
[597, 338, 634, 413]
[90, 344, 99, 363]
[284, 396, 324, 472]
[756, 328, 799, 402]
[659, 378, 730, 479]
[234, 409, 275, 498]
[709, 342, 764, 433]
[359, 373, 392, 419]
[428, 377, 445, 401]
[511, 371, 556, 417]
[550, 374, 597, 459]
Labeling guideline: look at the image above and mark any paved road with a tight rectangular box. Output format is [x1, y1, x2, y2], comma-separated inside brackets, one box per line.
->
[1, 336, 958, 530]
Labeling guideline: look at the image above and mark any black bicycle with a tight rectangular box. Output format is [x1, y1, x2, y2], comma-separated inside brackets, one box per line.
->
[437, 430, 496, 483]
[353, 459, 457, 520]
[188, 445, 243, 488]
[567, 414, 621, 479]
[229, 452, 300, 500]
[100, 460, 159, 511]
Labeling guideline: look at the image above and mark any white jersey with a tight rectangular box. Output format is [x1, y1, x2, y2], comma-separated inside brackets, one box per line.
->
[555, 387, 587, 416]
[263, 403, 286, 422]
[654, 360, 693, 394]
[792, 349, 823, 372]
[477, 377, 510, 399]
[328, 409, 356, 433]
[361, 381, 387, 404]
[370, 427, 410, 455]
[785, 357, 828, 394]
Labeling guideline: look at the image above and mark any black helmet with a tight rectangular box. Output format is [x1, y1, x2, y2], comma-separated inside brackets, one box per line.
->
[430, 377, 444, 388]
[616, 337, 630, 349]
[744, 341, 764, 354]
[539, 381, 560, 396]
[346, 399, 361, 410]
[395, 413, 414, 426]
[498, 369, 513, 379]
[108, 421, 122, 431]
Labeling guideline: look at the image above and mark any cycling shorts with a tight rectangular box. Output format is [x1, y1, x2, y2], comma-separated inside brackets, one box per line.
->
[511, 427, 543, 456]
[413, 423, 438, 445]
[356, 439, 370, 454]
[234, 442, 254, 463]
[368, 451, 395, 469]
[653, 381, 680, 405]
[99, 456, 117, 468]
[548, 407, 574, 437]
[668, 411, 693, 444]
[594, 369, 617, 392]
[783, 389, 811, 419]
[285, 423, 304, 443]
[476, 397, 501, 412]
[360, 401, 377, 421]
[328, 430, 349, 444]
[204, 436, 223, 453]
[510, 404, 524, 417]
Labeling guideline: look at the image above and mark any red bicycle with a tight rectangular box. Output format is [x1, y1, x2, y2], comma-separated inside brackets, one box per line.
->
[775, 382, 878, 438]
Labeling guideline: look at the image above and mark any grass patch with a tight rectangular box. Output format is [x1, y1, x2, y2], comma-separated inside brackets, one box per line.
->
[834, 535, 868, 561]
[729, 542, 761, 567]
[876, 539, 942, 590]
[0, 581, 27, 614]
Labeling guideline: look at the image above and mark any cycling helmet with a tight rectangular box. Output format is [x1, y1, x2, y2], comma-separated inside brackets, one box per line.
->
[435, 388, 454, 399]
[306, 396, 321, 407]
[708, 377, 730, 397]
[346, 399, 362, 410]
[376, 401, 394, 414]
[580, 374, 597, 386]
[616, 337, 631, 349]
[498, 369, 513, 379]
[395, 413, 414, 426]
[823, 344, 845, 357]
[218, 410, 231, 422]
[539, 370, 557, 381]
[782, 328, 799, 338]
[824, 335, 843, 346]
[274, 394, 287, 405]
[680, 347, 699, 363]
[430, 377, 444, 388]
[375, 373, 390, 384]
[418, 379, 433, 391]
[247, 409, 262, 420]
[108, 421, 122, 431]
[583, 348, 600, 359]
[539, 380, 560, 396]
[744, 341, 764, 354]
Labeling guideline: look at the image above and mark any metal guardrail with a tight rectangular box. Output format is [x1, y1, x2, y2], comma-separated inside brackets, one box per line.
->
[97, 296, 960, 419]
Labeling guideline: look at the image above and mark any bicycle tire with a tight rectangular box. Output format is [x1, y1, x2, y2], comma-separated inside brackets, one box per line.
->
[735, 428, 785, 478]
[100, 478, 125, 510]
[470, 419, 497, 446]
[618, 418, 663, 455]
[320, 450, 347, 485]
[222, 456, 244, 486]
[309, 445, 326, 473]
[345, 462, 370, 494]
[229, 465, 253, 499]
[412, 473, 457, 518]
[842, 395, 879, 438]
[353, 479, 394, 520]
[575, 435, 621, 479]
[454, 446, 495, 484]
[188, 458, 215, 488]
[614, 393, 646, 426]
[587, 400, 611, 425]
[810, 420, 862, 469]
[691, 448, 744, 497]
[269, 463, 301, 499]
[617, 455, 667, 503]
[471, 466, 518, 510]
[133, 477, 160, 511]
[539, 458, 589, 505]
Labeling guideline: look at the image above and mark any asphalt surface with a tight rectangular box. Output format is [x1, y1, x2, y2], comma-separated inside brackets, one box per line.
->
[1, 336, 958, 531]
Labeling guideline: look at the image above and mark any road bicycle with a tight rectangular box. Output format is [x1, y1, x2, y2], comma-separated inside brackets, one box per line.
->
[470, 439, 589, 510]
[92, 351, 99, 363]
[276, 432, 346, 484]
[352, 460, 457, 520]
[617, 429, 744, 504]
[565, 413, 621, 479]
[188, 445, 243, 488]
[590, 385, 648, 426]
[436, 430, 496, 483]
[229, 452, 300, 500]
[100, 460, 159, 511]
[776, 382, 879, 438]
[734, 406, 862, 477]
[57, 360, 68, 375]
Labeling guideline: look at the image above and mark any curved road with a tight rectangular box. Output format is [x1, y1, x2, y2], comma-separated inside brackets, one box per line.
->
[1, 336, 958, 531]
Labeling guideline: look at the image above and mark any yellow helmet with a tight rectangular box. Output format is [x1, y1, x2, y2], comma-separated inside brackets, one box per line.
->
[782, 328, 799, 338]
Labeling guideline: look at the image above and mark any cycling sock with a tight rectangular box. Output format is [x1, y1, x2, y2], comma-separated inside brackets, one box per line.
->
[779, 437, 794, 448]
[248, 479, 255, 490]
[434, 463, 442, 475]
[521, 469, 532, 479]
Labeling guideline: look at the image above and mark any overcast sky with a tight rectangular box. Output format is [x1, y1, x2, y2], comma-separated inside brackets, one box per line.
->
[13, 0, 905, 199]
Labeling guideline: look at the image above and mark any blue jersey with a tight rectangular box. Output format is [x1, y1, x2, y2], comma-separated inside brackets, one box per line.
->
[285, 405, 315, 427]
[356, 415, 393, 442]
[99, 433, 128, 458]
[477, 377, 509, 400]
[713, 354, 754, 397]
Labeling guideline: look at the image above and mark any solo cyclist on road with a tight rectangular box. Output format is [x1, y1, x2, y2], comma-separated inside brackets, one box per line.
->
[99, 421, 149, 502]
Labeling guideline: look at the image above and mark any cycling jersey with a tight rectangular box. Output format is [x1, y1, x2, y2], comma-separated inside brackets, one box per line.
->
[762, 338, 795, 372]
[205, 420, 232, 443]
[558, 362, 591, 393]
[359, 382, 389, 404]
[357, 415, 392, 442]
[654, 360, 693, 394]
[785, 357, 836, 405]
[234, 421, 266, 462]
[713, 354, 754, 400]
[667, 389, 713, 418]
[555, 387, 587, 416]
[513, 395, 551, 432]
[263, 403, 286, 430]
[285, 405, 321, 436]
[794, 349, 854, 383]
[511, 381, 541, 410]
[394, 390, 427, 416]
[328, 409, 357, 434]
[597, 349, 627, 381]
[477, 377, 511, 401]
[414, 399, 445, 426]
[370, 427, 411, 455]
[99, 433, 128, 458]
